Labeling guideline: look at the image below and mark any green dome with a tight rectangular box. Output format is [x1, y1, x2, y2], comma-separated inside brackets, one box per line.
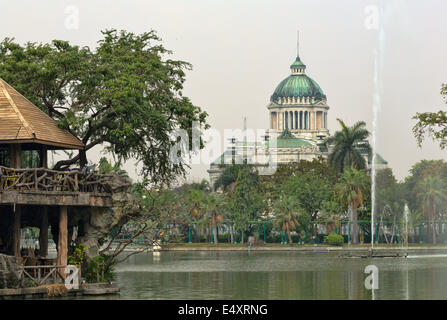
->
[290, 56, 306, 68]
[271, 56, 326, 102]
[265, 129, 312, 148]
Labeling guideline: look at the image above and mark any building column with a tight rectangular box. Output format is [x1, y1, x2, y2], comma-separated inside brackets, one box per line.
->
[304, 112, 307, 129]
[57, 206, 68, 267]
[39, 207, 48, 257]
[295, 111, 298, 129]
[307, 111, 310, 130]
[279, 112, 283, 131]
[13, 206, 21, 258]
[276, 111, 279, 130]
[309, 112, 311, 130]
[290, 111, 293, 129]
[300, 111, 303, 129]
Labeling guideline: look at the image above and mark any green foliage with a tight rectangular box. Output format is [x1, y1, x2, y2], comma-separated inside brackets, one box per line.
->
[84, 254, 115, 283]
[335, 168, 370, 212]
[335, 168, 370, 244]
[375, 168, 405, 222]
[98, 157, 114, 174]
[282, 170, 334, 220]
[98, 157, 130, 179]
[327, 119, 370, 172]
[324, 233, 344, 246]
[272, 194, 305, 243]
[0, 30, 209, 184]
[414, 175, 447, 244]
[213, 164, 245, 191]
[413, 84, 447, 149]
[68, 244, 86, 266]
[232, 167, 265, 235]
[23, 278, 37, 288]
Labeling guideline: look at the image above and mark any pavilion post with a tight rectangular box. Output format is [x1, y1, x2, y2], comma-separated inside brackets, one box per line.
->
[40, 145, 48, 168]
[9, 144, 22, 168]
[39, 207, 48, 257]
[57, 206, 68, 270]
[13, 206, 21, 258]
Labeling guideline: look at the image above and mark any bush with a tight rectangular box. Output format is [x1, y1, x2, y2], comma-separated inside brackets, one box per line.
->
[68, 244, 86, 266]
[83, 254, 115, 283]
[324, 233, 345, 246]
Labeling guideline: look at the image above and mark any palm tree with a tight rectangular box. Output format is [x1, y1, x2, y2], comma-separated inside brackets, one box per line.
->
[185, 189, 206, 241]
[335, 168, 370, 244]
[415, 175, 447, 244]
[204, 193, 225, 244]
[273, 195, 303, 244]
[327, 119, 370, 172]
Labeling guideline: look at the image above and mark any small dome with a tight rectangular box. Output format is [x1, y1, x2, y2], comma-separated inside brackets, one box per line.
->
[271, 56, 326, 103]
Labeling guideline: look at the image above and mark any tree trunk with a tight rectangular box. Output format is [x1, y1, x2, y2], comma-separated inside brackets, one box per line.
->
[431, 221, 437, 244]
[390, 215, 396, 244]
[429, 202, 437, 244]
[241, 231, 244, 244]
[213, 218, 218, 245]
[351, 204, 359, 244]
[287, 225, 292, 244]
[79, 149, 87, 169]
[230, 225, 234, 244]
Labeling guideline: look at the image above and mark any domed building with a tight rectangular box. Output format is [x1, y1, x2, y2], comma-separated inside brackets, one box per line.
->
[267, 54, 329, 140]
[207, 45, 387, 188]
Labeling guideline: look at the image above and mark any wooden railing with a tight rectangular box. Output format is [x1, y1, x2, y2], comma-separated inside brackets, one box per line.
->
[0, 166, 111, 194]
[21, 265, 67, 286]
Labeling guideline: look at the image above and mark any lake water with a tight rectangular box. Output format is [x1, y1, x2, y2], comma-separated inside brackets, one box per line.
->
[109, 250, 447, 300]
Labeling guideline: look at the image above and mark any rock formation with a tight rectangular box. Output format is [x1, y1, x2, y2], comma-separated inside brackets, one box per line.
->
[0, 254, 23, 289]
[70, 173, 142, 258]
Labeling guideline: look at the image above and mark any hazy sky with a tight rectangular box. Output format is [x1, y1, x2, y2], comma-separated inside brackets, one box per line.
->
[2, 0, 447, 182]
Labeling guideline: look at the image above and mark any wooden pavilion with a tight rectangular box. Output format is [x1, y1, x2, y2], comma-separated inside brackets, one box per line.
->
[0, 78, 112, 272]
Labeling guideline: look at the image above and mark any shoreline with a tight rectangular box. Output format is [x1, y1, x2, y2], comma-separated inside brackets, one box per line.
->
[107, 244, 447, 252]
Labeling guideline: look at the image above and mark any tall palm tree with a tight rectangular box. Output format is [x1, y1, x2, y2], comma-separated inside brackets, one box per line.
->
[273, 195, 303, 244]
[204, 193, 225, 245]
[327, 119, 370, 172]
[185, 189, 206, 241]
[335, 168, 370, 244]
[415, 175, 447, 244]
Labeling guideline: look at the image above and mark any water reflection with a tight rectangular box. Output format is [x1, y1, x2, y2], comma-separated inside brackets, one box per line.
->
[110, 251, 447, 300]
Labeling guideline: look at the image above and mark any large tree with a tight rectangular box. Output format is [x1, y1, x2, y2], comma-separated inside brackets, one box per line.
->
[283, 170, 334, 221]
[0, 30, 208, 184]
[413, 84, 447, 149]
[375, 168, 406, 244]
[231, 167, 264, 243]
[335, 168, 370, 244]
[272, 194, 304, 244]
[327, 119, 370, 172]
[415, 175, 447, 244]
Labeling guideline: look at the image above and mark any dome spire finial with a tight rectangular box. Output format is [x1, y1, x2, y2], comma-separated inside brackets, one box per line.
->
[297, 30, 300, 59]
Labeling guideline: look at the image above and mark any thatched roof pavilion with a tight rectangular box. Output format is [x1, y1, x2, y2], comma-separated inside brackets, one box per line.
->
[0, 78, 84, 169]
[0, 78, 110, 273]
